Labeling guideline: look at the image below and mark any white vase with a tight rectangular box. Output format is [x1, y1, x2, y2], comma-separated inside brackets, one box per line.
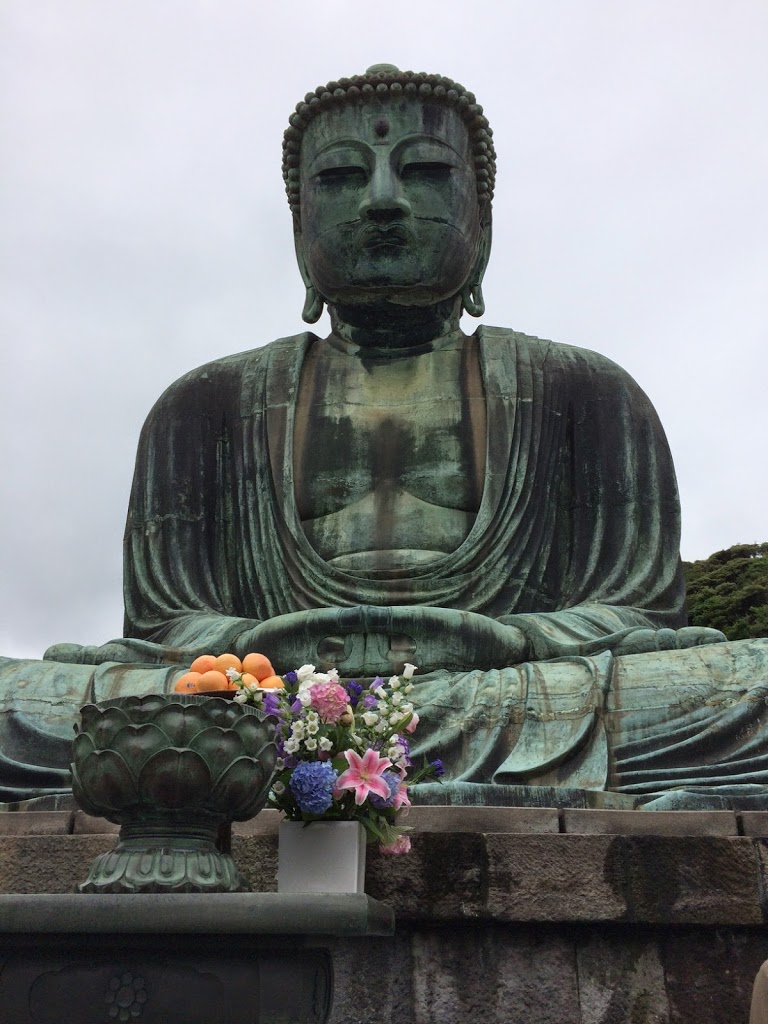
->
[277, 820, 367, 894]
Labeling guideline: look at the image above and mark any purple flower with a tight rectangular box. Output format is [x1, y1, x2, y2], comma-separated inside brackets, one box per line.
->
[430, 758, 445, 778]
[263, 693, 282, 717]
[289, 761, 339, 815]
[369, 676, 384, 691]
[363, 694, 378, 710]
[290, 699, 303, 714]
[367, 770, 400, 809]
[346, 681, 363, 707]
[284, 671, 298, 686]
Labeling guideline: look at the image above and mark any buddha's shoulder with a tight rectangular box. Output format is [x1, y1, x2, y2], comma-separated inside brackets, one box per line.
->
[147, 333, 312, 414]
[480, 325, 645, 389]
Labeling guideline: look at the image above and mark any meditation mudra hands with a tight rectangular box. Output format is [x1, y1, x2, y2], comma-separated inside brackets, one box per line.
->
[44, 607, 726, 677]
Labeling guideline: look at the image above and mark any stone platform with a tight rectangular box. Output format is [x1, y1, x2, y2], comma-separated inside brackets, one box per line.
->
[2, 805, 767, 1023]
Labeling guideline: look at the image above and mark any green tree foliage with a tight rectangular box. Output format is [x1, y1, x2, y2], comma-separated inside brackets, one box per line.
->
[683, 543, 768, 640]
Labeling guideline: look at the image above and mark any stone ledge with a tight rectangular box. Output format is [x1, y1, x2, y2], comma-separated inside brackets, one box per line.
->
[561, 808, 739, 835]
[0, 892, 394, 937]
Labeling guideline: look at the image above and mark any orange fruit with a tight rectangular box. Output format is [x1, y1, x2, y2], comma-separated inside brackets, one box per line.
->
[174, 671, 201, 692]
[240, 673, 257, 686]
[242, 652, 274, 681]
[190, 654, 217, 674]
[195, 669, 230, 692]
[213, 653, 242, 675]
[259, 674, 285, 690]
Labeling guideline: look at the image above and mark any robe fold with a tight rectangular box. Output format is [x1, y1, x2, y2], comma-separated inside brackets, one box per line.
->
[3, 327, 768, 808]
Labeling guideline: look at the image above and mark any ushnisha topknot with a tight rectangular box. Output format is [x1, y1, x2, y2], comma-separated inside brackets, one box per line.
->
[282, 63, 497, 221]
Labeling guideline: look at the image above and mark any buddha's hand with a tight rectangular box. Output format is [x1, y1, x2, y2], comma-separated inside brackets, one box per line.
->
[237, 606, 530, 677]
[610, 626, 727, 657]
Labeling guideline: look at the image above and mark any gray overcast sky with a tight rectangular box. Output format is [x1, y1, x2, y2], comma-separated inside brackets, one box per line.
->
[1, 1, 767, 659]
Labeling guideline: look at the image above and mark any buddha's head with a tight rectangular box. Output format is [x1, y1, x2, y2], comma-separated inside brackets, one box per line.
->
[284, 65, 496, 326]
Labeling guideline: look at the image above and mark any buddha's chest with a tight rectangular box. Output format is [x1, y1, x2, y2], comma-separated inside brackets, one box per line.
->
[292, 338, 487, 565]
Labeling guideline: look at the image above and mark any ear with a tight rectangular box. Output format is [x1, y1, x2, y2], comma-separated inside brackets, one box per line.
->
[293, 224, 325, 324]
[460, 214, 492, 318]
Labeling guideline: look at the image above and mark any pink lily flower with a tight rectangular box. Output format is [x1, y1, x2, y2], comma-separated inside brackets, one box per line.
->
[336, 749, 392, 805]
[393, 783, 411, 811]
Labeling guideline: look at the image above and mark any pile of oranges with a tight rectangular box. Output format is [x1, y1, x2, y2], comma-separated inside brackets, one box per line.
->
[173, 652, 284, 694]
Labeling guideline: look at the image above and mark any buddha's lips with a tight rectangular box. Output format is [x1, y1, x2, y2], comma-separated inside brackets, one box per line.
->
[361, 225, 411, 249]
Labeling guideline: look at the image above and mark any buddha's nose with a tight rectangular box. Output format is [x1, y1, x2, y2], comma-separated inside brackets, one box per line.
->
[358, 166, 411, 221]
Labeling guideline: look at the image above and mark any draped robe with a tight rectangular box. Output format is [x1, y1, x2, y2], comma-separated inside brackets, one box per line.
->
[3, 327, 768, 807]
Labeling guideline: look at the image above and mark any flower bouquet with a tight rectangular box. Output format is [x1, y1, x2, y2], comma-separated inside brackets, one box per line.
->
[230, 662, 443, 853]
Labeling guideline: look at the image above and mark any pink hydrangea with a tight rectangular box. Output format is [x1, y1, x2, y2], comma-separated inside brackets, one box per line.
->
[380, 835, 412, 855]
[308, 681, 349, 723]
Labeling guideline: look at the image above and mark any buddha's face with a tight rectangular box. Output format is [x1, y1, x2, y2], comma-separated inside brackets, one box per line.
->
[297, 99, 484, 308]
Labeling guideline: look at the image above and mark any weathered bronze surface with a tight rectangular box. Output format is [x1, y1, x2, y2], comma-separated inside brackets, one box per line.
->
[2, 65, 767, 808]
[72, 694, 276, 892]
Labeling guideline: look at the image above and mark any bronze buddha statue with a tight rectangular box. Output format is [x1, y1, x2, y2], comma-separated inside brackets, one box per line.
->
[3, 66, 767, 810]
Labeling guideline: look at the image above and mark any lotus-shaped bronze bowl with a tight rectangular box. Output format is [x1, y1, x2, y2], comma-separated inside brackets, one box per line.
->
[71, 694, 277, 893]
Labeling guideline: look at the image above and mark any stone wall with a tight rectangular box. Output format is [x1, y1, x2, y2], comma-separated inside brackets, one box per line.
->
[2, 806, 767, 1023]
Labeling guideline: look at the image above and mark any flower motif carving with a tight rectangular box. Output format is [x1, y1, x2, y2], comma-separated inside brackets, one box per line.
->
[104, 972, 147, 1021]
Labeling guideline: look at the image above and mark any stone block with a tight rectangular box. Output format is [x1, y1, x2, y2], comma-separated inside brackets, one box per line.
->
[366, 831, 489, 920]
[408, 926, 580, 1024]
[0, 835, 115, 894]
[402, 804, 559, 833]
[603, 835, 762, 925]
[71, 811, 119, 835]
[740, 811, 768, 837]
[562, 809, 737, 836]
[484, 834, 626, 922]
[577, 933, 670, 1023]
[0, 811, 73, 836]
[662, 928, 768, 1024]
[230, 834, 279, 892]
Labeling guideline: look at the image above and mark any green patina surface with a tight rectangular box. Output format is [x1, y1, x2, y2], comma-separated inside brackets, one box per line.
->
[1, 65, 766, 809]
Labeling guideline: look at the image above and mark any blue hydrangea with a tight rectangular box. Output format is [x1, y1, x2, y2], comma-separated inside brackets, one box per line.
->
[368, 770, 400, 809]
[289, 761, 339, 815]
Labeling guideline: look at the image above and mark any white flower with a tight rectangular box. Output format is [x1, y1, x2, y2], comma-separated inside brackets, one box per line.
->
[284, 737, 300, 754]
[375, 721, 388, 734]
[305, 710, 319, 723]
[225, 667, 240, 680]
[312, 672, 331, 685]
[296, 664, 316, 682]
[306, 721, 319, 735]
[291, 722, 305, 740]
[247, 682, 261, 693]
[297, 687, 312, 706]
[304, 737, 318, 751]
[390, 712, 403, 725]
[401, 702, 413, 715]
[275, 757, 286, 770]
[233, 690, 248, 704]
[272, 781, 285, 796]
[318, 737, 333, 752]
[327, 668, 340, 682]
[390, 692, 403, 706]
[403, 663, 417, 679]
[389, 734, 400, 744]
[362, 711, 379, 727]
[374, 686, 387, 700]
[403, 683, 413, 695]
[350, 733, 364, 747]
[389, 677, 401, 691]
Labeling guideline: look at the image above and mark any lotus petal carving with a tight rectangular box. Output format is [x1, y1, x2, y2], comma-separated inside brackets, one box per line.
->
[75, 749, 138, 811]
[137, 748, 212, 809]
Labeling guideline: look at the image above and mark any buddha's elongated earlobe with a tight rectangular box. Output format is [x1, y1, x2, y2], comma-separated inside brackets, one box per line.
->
[461, 215, 492, 319]
[294, 225, 325, 324]
[461, 282, 485, 317]
[302, 284, 324, 324]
